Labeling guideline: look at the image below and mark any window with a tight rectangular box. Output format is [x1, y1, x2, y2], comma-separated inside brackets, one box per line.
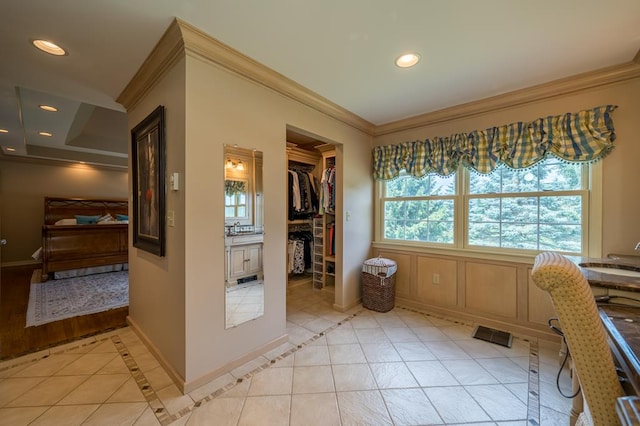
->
[225, 179, 248, 219]
[380, 158, 588, 255]
[468, 159, 585, 253]
[381, 174, 456, 244]
[225, 192, 247, 218]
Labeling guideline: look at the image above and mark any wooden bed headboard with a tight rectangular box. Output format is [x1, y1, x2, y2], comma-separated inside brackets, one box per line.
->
[44, 197, 129, 225]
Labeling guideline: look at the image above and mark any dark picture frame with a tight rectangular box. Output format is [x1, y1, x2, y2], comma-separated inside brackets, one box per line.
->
[131, 105, 166, 256]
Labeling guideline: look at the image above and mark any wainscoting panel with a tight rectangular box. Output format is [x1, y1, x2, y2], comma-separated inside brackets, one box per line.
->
[372, 246, 561, 341]
[375, 251, 412, 299]
[416, 256, 457, 307]
[464, 262, 517, 318]
[527, 269, 557, 325]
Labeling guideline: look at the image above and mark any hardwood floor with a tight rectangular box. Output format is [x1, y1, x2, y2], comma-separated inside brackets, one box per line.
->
[0, 265, 128, 361]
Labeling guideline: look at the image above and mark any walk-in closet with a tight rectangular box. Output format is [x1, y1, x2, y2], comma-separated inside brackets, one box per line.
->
[286, 129, 337, 295]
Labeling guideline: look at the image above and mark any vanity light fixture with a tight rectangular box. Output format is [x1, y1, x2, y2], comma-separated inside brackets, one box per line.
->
[39, 104, 58, 112]
[226, 158, 245, 171]
[32, 39, 67, 56]
[395, 52, 420, 68]
[39, 131, 53, 137]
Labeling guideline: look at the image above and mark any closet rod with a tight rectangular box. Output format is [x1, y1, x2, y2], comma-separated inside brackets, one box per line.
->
[288, 160, 315, 172]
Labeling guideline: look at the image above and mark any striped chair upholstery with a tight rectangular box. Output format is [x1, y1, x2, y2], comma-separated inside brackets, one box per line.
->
[531, 251, 624, 426]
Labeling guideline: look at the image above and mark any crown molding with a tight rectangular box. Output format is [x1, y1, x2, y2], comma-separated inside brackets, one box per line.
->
[374, 60, 640, 136]
[0, 153, 127, 171]
[118, 19, 640, 140]
[116, 19, 186, 111]
[176, 19, 375, 134]
[118, 19, 375, 134]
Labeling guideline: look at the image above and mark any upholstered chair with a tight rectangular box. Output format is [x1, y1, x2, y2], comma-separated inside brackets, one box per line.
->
[531, 251, 624, 426]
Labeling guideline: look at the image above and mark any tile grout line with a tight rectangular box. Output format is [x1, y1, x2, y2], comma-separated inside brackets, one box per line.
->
[399, 304, 540, 424]
[0, 331, 122, 374]
[164, 308, 367, 424]
[110, 335, 174, 426]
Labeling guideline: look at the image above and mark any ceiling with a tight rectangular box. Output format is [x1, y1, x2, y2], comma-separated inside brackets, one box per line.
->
[1, 0, 639, 167]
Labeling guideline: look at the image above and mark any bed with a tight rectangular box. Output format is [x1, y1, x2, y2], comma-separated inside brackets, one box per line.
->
[40, 197, 129, 281]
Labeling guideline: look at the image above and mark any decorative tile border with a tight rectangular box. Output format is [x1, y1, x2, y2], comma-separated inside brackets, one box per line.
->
[527, 338, 541, 425]
[161, 308, 366, 424]
[397, 305, 541, 425]
[110, 335, 174, 426]
[0, 328, 123, 374]
[3, 305, 545, 426]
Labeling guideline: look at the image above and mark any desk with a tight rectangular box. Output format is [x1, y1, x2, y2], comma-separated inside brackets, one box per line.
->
[599, 305, 640, 424]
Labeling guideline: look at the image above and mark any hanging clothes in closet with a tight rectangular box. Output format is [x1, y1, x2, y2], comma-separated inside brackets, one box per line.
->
[288, 168, 319, 220]
[319, 165, 336, 214]
[327, 221, 335, 256]
[287, 230, 313, 274]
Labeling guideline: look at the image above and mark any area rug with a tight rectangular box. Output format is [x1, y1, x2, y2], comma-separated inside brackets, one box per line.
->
[26, 270, 129, 327]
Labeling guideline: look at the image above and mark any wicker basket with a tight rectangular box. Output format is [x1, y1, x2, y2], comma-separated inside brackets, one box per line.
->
[361, 257, 397, 313]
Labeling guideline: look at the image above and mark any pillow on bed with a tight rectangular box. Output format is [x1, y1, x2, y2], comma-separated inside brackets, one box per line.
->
[55, 218, 77, 225]
[75, 215, 100, 224]
[97, 213, 114, 223]
[116, 214, 128, 221]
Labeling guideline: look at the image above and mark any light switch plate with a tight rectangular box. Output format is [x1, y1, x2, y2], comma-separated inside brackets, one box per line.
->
[170, 172, 180, 191]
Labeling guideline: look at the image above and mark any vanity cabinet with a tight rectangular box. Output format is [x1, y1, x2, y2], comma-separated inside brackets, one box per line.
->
[225, 234, 264, 286]
[229, 244, 262, 280]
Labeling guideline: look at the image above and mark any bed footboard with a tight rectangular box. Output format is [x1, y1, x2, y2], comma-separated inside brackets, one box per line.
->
[41, 197, 129, 281]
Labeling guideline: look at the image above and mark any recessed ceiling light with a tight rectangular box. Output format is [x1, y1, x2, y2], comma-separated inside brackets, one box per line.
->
[39, 131, 53, 137]
[32, 39, 67, 56]
[39, 104, 58, 112]
[0, 129, 8, 133]
[395, 53, 420, 68]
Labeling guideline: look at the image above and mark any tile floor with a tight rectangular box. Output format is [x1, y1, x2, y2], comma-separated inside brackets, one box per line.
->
[0, 284, 574, 425]
[225, 281, 265, 328]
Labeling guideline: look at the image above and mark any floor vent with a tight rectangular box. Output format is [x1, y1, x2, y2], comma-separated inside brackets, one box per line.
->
[472, 325, 513, 348]
[237, 275, 258, 284]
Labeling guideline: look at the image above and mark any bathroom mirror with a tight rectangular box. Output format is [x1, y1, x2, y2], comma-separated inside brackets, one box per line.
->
[224, 146, 264, 328]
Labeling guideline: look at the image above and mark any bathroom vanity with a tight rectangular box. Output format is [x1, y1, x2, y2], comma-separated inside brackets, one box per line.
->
[224, 232, 263, 286]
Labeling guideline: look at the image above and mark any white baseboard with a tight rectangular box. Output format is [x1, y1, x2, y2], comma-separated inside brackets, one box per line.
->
[126, 315, 288, 395]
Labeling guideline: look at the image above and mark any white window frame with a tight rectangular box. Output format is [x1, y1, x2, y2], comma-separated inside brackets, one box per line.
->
[378, 173, 458, 248]
[374, 161, 603, 259]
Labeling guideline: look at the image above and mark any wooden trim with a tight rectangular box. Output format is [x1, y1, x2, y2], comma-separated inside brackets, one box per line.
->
[182, 334, 288, 394]
[118, 19, 375, 133]
[116, 20, 185, 110]
[118, 19, 640, 140]
[375, 61, 640, 136]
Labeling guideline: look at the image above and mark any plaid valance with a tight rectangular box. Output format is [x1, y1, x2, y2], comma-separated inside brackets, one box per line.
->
[373, 105, 617, 180]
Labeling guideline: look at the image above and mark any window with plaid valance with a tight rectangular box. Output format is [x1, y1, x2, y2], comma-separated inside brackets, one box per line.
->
[372, 105, 617, 180]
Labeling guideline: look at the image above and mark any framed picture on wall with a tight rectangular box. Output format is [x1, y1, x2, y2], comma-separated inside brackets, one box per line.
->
[131, 105, 166, 256]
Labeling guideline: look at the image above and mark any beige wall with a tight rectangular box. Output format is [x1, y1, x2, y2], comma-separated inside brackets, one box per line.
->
[126, 57, 188, 384]
[0, 160, 127, 265]
[181, 54, 372, 385]
[125, 46, 373, 387]
[372, 76, 640, 340]
[373, 77, 640, 256]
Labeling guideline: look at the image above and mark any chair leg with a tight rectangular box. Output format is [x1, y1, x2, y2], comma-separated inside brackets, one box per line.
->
[570, 362, 584, 426]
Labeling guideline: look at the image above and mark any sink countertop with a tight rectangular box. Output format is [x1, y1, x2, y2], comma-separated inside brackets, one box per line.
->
[567, 255, 640, 293]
